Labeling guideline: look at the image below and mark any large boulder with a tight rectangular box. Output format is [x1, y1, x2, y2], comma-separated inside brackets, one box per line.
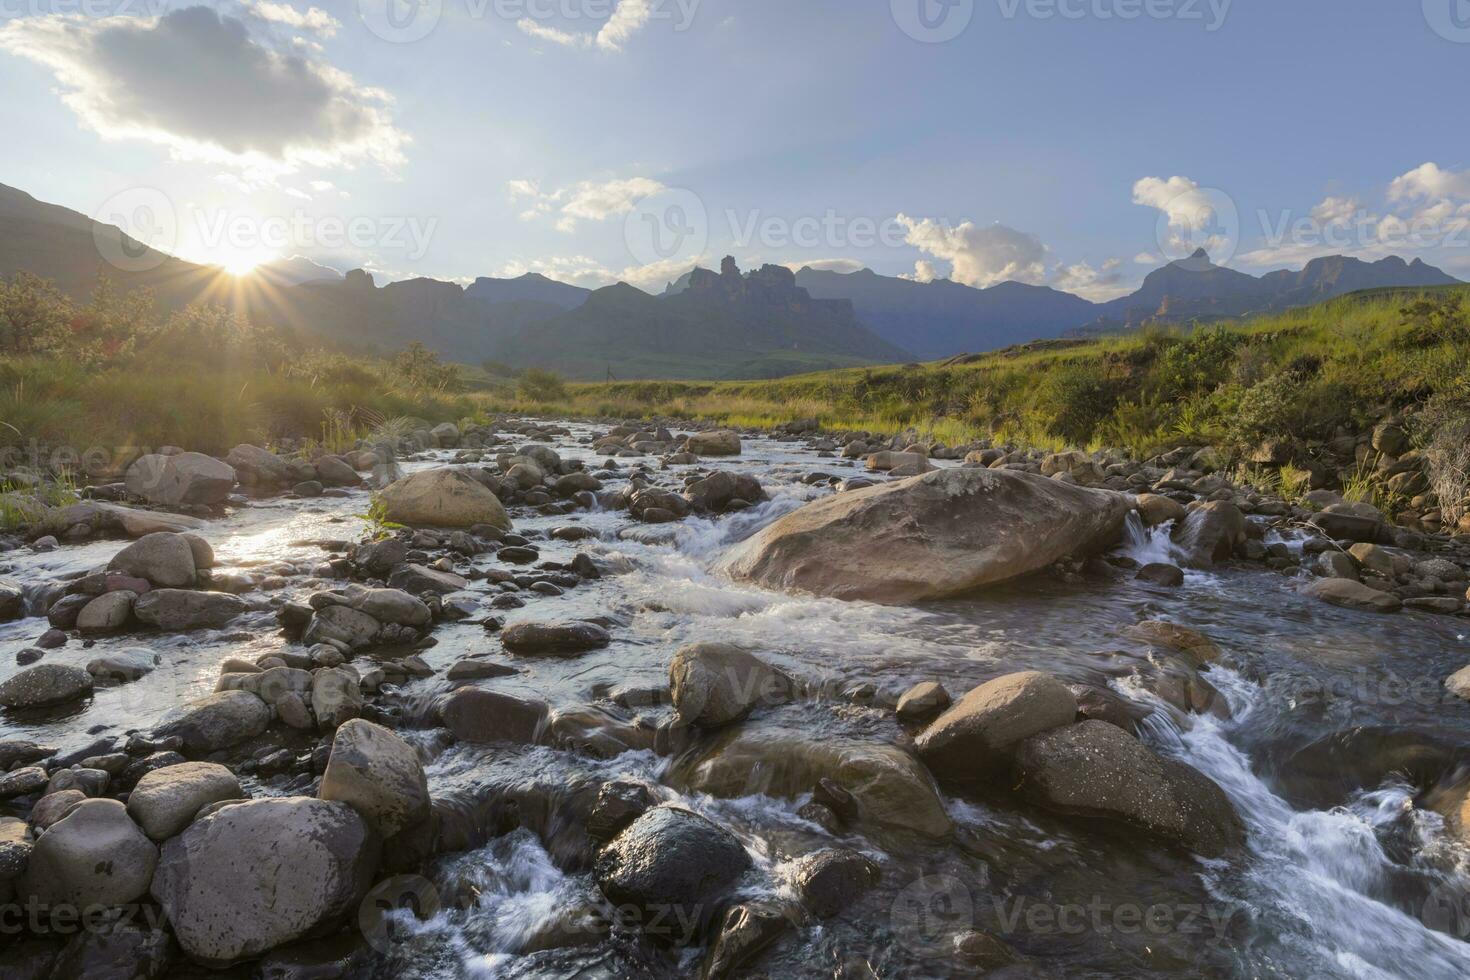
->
[155, 691, 270, 753]
[595, 807, 751, 944]
[75, 591, 136, 634]
[311, 668, 364, 731]
[668, 643, 794, 727]
[436, 688, 548, 744]
[1014, 720, 1244, 857]
[23, 799, 157, 907]
[1172, 501, 1246, 567]
[0, 663, 93, 708]
[914, 671, 1078, 779]
[150, 797, 378, 967]
[717, 468, 1134, 604]
[133, 590, 247, 630]
[674, 730, 952, 838]
[501, 621, 611, 657]
[686, 430, 742, 456]
[108, 532, 197, 587]
[376, 468, 511, 529]
[125, 452, 235, 508]
[1302, 578, 1402, 613]
[226, 444, 295, 488]
[126, 762, 242, 840]
[303, 605, 381, 649]
[686, 471, 766, 512]
[318, 719, 429, 838]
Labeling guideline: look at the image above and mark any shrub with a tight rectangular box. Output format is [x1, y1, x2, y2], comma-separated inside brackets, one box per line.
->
[518, 368, 567, 403]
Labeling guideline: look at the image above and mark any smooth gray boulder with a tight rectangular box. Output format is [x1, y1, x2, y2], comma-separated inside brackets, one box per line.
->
[108, 532, 197, 587]
[318, 719, 429, 837]
[75, 591, 137, 634]
[668, 643, 794, 727]
[1173, 501, 1247, 567]
[376, 468, 511, 529]
[1303, 578, 1403, 613]
[125, 452, 235, 508]
[133, 590, 247, 630]
[86, 647, 160, 684]
[311, 667, 364, 731]
[303, 605, 381, 648]
[0, 663, 93, 708]
[126, 762, 242, 840]
[717, 468, 1133, 603]
[23, 799, 157, 907]
[915, 671, 1078, 778]
[155, 691, 270, 753]
[150, 797, 378, 967]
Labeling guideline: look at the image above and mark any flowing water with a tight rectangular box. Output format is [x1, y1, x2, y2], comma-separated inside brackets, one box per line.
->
[3, 422, 1470, 979]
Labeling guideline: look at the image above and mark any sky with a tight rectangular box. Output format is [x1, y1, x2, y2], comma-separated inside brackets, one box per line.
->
[2, 0, 1469, 300]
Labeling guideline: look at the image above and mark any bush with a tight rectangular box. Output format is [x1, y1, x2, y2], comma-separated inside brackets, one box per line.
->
[518, 368, 567, 403]
[1041, 364, 1126, 445]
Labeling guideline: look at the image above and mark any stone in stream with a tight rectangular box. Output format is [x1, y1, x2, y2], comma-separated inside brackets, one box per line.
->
[0, 739, 56, 770]
[702, 902, 793, 980]
[446, 658, 518, 681]
[86, 647, 160, 684]
[1014, 720, 1245, 857]
[388, 563, 468, 595]
[155, 691, 270, 753]
[1125, 620, 1222, 668]
[318, 719, 430, 838]
[686, 471, 767, 513]
[311, 667, 365, 731]
[133, 589, 248, 630]
[47, 924, 176, 979]
[126, 762, 242, 840]
[1134, 493, 1187, 527]
[895, 681, 951, 723]
[1172, 501, 1247, 567]
[75, 590, 137, 634]
[0, 815, 31, 880]
[717, 468, 1134, 604]
[0, 766, 49, 798]
[864, 450, 933, 475]
[914, 671, 1077, 779]
[668, 643, 795, 728]
[595, 807, 751, 945]
[587, 780, 658, 843]
[23, 799, 157, 908]
[46, 592, 91, 629]
[227, 443, 295, 488]
[376, 468, 511, 529]
[1136, 562, 1185, 587]
[107, 532, 198, 587]
[500, 621, 611, 657]
[0, 580, 23, 622]
[303, 604, 382, 648]
[1302, 578, 1402, 613]
[328, 585, 432, 626]
[788, 848, 880, 919]
[436, 687, 548, 744]
[686, 430, 742, 456]
[125, 452, 236, 508]
[150, 797, 379, 967]
[0, 663, 93, 708]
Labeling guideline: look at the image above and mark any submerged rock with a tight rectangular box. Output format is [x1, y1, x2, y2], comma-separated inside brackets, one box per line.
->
[915, 671, 1077, 779]
[717, 468, 1134, 603]
[1302, 578, 1402, 613]
[501, 621, 612, 657]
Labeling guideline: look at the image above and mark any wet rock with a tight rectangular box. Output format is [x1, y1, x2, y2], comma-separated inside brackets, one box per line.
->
[0, 815, 31, 880]
[127, 762, 242, 840]
[596, 807, 751, 944]
[319, 719, 429, 838]
[311, 667, 365, 731]
[49, 924, 175, 980]
[46, 593, 91, 629]
[1069, 684, 1151, 735]
[953, 930, 1016, 969]
[255, 933, 370, 980]
[501, 621, 611, 657]
[587, 779, 657, 843]
[1173, 501, 1246, 567]
[35, 628, 66, 649]
[719, 468, 1133, 604]
[303, 604, 381, 648]
[0, 663, 93, 708]
[1317, 551, 1359, 580]
[125, 452, 236, 508]
[686, 471, 767, 513]
[47, 767, 109, 797]
[315, 455, 359, 487]
[76, 591, 137, 634]
[446, 658, 517, 681]
[0, 739, 56, 770]
[789, 848, 879, 918]
[133, 589, 247, 630]
[1136, 562, 1185, 587]
[1135, 493, 1187, 526]
[437, 687, 548, 744]
[23, 799, 157, 907]
[915, 671, 1077, 778]
[1126, 620, 1222, 668]
[895, 681, 951, 723]
[0, 767, 48, 799]
[1303, 578, 1402, 613]
[227, 444, 295, 488]
[702, 902, 792, 980]
[0, 580, 23, 622]
[86, 647, 160, 684]
[388, 563, 468, 595]
[30, 789, 86, 829]
[334, 585, 432, 626]
[865, 450, 933, 474]
[1015, 720, 1244, 857]
[107, 532, 197, 587]
[377, 468, 511, 529]
[669, 643, 794, 727]
[156, 691, 270, 753]
[687, 430, 742, 456]
[150, 797, 378, 967]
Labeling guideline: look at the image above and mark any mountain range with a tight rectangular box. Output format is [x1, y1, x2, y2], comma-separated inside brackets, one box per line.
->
[0, 182, 1461, 379]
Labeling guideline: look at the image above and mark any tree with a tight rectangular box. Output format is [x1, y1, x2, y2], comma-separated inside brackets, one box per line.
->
[518, 368, 566, 402]
[0, 273, 69, 355]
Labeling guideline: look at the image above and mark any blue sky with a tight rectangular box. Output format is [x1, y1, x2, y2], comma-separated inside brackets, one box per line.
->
[3, 0, 1469, 298]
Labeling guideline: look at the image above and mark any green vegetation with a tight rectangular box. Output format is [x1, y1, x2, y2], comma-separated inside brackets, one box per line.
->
[0, 274, 475, 458]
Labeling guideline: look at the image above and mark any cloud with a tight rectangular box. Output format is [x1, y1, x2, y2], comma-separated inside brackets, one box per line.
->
[246, 1, 340, 37]
[895, 215, 1047, 287]
[1051, 258, 1131, 301]
[1309, 195, 1362, 225]
[513, 0, 656, 52]
[790, 258, 865, 274]
[1388, 162, 1470, 203]
[0, 7, 406, 174]
[510, 176, 665, 231]
[1132, 175, 1237, 258]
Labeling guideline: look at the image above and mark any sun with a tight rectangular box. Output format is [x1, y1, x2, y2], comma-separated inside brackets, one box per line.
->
[223, 255, 263, 277]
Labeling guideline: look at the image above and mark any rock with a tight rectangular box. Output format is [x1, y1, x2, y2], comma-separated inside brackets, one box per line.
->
[1136, 563, 1185, 587]
[107, 532, 197, 587]
[387, 563, 467, 595]
[669, 643, 794, 727]
[1446, 666, 1470, 701]
[23, 799, 157, 907]
[0, 663, 93, 708]
[133, 590, 247, 630]
[953, 931, 1016, 969]
[46, 593, 90, 629]
[501, 621, 611, 657]
[676, 732, 951, 838]
[587, 780, 657, 843]
[1405, 597, 1465, 614]
[596, 807, 751, 944]
[686, 471, 767, 513]
[1125, 621, 1222, 667]
[150, 797, 378, 967]
[687, 430, 742, 456]
[319, 719, 429, 838]
[155, 691, 270, 753]
[895, 681, 951, 723]
[339, 586, 431, 626]
[30, 789, 86, 830]
[0, 739, 56, 770]
[789, 848, 879, 918]
[436, 688, 548, 744]
[126, 762, 242, 840]
[311, 668, 365, 731]
[718, 468, 1133, 604]
[76, 591, 136, 634]
[0, 767, 49, 798]
[1348, 543, 1399, 577]
[1135, 493, 1187, 526]
[1303, 578, 1402, 613]
[914, 671, 1077, 778]
[376, 468, 511, 529]
[125, 452, 235, 507]
[303, 605, 381, 649]
[314, 455, 359, 487]
[227, 444, 295, 488]
[0, 815, 31, 880]
[1014, 720, 1244, 857]
[0, 580, 23, 622]
[1372, 422, 1410, 457]
[1173, 501, 1247, 567]
[865, 450, 934, 475]
[445, 658, 517, 681]
[47, 925, 175, 980]
[702, 902, 792, 980]
[86, 647, 160, 684]
[1317, 551, 1359, 580]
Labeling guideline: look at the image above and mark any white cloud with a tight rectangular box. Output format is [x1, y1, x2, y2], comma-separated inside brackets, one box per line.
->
[1309, 195, 1362, 225]
[510, 176, 665, 231]
[513, 0, 656, 52]
[247, 1, 340, 37]
[1133, 251, 1159, 265]
[895, 214, 1047, 287]
[1388, 162, 1470, 203]
[515, 18, 587, 47]
[1051, 258, 1131, 301]
[0, 7, 405, 175]
[1132, 175, 1236, 259]
[790, 258, 865, 274]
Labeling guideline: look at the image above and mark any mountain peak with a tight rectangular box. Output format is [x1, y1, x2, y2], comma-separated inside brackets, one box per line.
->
[1189, 247, 1210, 260]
